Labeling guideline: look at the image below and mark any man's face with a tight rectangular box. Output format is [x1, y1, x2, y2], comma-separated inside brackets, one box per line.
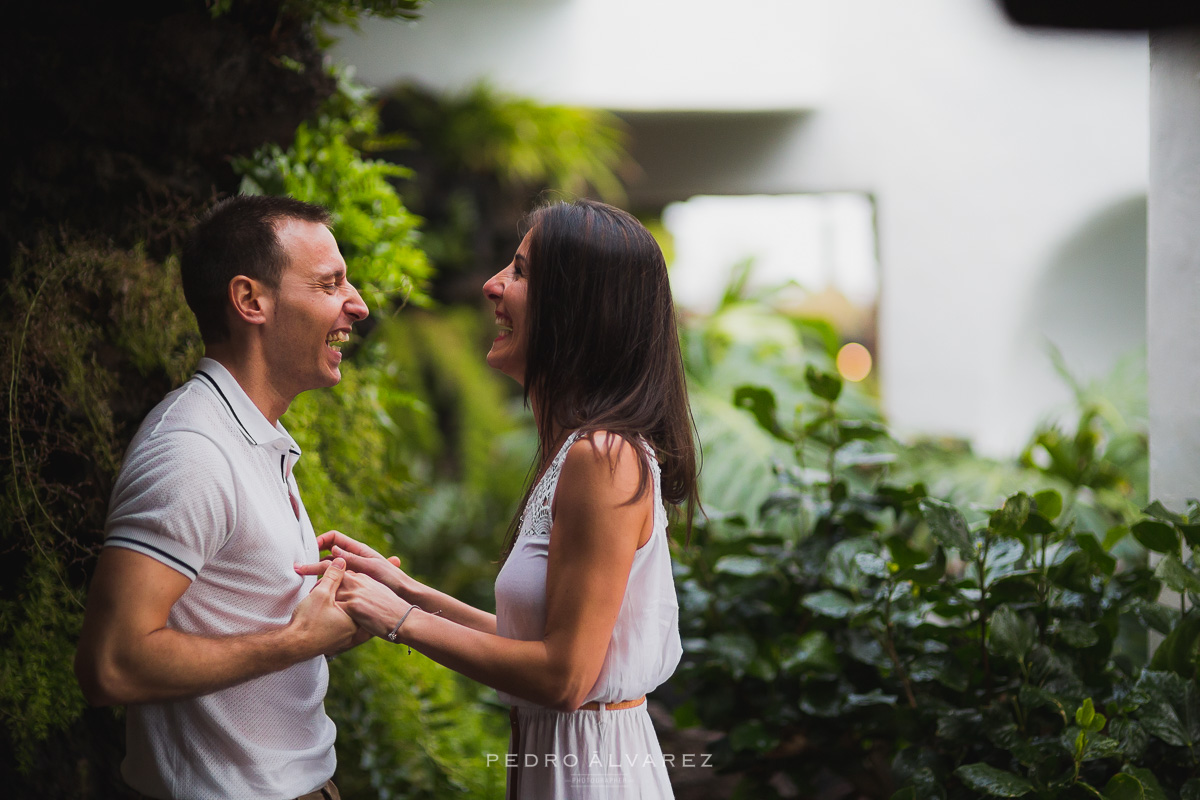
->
[265, 219, 369, 397]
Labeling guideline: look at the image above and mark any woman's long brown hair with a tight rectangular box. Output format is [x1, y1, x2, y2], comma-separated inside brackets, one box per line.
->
[501, 199, 700, 559]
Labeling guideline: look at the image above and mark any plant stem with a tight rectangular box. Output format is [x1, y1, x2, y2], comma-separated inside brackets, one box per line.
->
[881, 583, 918, 709]
[978, 536, 992, 695]
[825, 404, 838, 503]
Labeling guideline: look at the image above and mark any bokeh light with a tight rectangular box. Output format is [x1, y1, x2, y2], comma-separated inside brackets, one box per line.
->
[836, 342, 872, 382]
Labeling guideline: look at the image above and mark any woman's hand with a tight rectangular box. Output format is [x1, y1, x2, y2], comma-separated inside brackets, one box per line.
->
[295, 530, 419, 599]
[334, 570, 411, 640]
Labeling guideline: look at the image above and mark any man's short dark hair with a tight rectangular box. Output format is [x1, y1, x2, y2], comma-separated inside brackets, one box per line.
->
[181, 195, 332, 344]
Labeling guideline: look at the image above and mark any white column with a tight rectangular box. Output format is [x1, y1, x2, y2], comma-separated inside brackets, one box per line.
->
[1148, 29, 1200, 511]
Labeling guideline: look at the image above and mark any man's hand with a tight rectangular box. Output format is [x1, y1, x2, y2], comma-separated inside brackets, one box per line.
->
[76, 547, 355, 707]
[295, 530, 421, 601]
[289, 557, 359, 656]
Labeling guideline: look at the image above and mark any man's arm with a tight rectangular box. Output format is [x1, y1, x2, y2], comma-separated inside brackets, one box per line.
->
[74, 548, 357, 707]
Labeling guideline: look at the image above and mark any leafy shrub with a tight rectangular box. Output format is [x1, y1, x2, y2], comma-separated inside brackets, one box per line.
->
[1, 236, 203, 781]
[672, 364, 1196, 798]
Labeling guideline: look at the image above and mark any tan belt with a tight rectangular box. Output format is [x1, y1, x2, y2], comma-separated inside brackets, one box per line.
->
[579, 695, 646, 711]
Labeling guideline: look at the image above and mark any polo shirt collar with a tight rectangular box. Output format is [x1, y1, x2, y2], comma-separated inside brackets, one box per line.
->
[193, 357, 301, 454]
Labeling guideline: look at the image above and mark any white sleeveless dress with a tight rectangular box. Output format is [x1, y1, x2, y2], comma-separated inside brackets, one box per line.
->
[494, 431, 682, 799]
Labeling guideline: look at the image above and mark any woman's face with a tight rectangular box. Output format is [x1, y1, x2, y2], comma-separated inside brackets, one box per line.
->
[483, 230, 532, 385]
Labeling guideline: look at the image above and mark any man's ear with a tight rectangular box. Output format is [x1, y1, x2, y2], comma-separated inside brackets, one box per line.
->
[228, 276, 272, 327]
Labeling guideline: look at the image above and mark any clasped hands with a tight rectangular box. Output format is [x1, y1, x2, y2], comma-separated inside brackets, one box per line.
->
[294, 530, 418, 644]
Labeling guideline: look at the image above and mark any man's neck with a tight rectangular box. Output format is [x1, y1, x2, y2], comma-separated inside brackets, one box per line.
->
[202, 346, 292, 427]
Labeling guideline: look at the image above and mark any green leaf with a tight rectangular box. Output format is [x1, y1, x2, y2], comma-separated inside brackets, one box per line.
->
[838, 420, 888, 443]
[1148, 613, 1200, 677]
[1104, 768, 1167, 800]
[780, 631, 839, 675]
[898, 548, 947, 587]
[1074, 532, 1117, 575]
[953, 763, 1034, 797]
[1076, 697, 1096, 728]
[1020, 512, 1056, 535]
[1050, 550, 1097, 593]
[1033, 489, 1063, 520]
[1134, 670, 1200, 747]
[728, 720, 779, 753]
[920, 498, 973, 554]
[1051, 618, 1100, 649]
[713, 554, 771, 577]
[802, 590, 859, 619]
[805, 364, 842, 403]
[1154, 553, 1200, 595]
[1181, 524, 1200, 549]
[992, 493, 1032, 533]
[854, 552, 890, 579]
[732, 385, 794, 442]
[989, 604, 1037, 662]
[1103, 524, 1130, 550]
[1108, 717, 1149, 760]
[1132, 519, 1179, 554]
[1144, 500, 1187, 525]
[1083, 734, 1121, 761]
[886, 535, 932, 569]
[843, 689, 897, 708]
[1129, 597, 1180, 635]
[708, 633, 758, 680]
[824, 537, 877, 591]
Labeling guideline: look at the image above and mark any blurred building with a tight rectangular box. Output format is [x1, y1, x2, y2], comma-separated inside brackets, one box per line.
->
[331, 0, 1148, 455]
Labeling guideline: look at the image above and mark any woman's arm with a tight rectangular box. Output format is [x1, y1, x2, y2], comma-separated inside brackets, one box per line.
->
[335, 433, 652, 711]
[297, 530, 498, 635]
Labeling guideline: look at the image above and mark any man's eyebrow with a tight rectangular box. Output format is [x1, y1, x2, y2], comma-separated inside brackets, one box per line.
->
[316, 267, 346, 281]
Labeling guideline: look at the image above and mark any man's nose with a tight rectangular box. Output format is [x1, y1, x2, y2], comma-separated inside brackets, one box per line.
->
[345, 283, 369, 321]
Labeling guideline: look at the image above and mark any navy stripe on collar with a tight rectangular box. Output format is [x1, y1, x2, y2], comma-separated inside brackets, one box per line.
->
[195, 370, 256, 446]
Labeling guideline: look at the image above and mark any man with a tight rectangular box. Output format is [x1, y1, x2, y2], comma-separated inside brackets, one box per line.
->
[75, 195, 369, 800]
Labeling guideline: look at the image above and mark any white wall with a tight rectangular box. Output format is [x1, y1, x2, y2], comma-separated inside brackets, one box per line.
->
[331, 0, 1149, 455]
[331, 0, 828, 112]
[1148, 30, 1200, 510]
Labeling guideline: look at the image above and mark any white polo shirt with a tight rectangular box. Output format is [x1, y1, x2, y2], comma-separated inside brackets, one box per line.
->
[104, 358, 335, 800]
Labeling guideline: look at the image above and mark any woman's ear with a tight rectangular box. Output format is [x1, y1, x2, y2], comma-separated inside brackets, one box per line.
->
[228, 275, 272, 326]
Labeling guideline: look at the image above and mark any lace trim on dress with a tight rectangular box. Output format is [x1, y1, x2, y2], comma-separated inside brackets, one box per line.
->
[519, 431, 583, 538]
[518, 431, 662, 539]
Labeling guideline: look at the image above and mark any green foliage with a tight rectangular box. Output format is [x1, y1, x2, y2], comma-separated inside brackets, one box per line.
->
[680, 284, 880, 535]
[390, 82, 628, 204]
[209, 0, 424, 25]
[1, 237, 203, 771]
[234, 69, 433, 313]
[329, 643, 506, 799]
[375, 82, 630, 299]
[368, 310, 533, 610]
[671, 361, 1197, 797]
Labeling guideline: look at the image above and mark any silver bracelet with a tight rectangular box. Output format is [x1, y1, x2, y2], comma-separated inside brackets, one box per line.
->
[386, 605, 441, 653]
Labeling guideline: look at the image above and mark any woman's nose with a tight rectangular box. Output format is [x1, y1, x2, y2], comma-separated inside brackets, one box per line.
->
[483, 271, 504, 301]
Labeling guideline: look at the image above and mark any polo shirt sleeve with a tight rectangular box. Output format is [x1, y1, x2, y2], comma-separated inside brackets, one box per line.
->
[104, 430, 236, 580]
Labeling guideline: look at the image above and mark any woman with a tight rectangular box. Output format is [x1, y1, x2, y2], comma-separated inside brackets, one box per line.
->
[298, 199, 699, 798]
